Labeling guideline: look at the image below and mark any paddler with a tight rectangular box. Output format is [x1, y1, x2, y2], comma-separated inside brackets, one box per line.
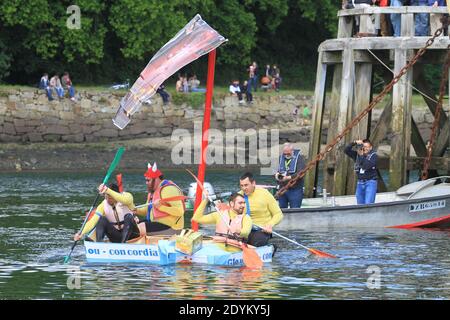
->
[239, 172, 283, 247]
[134, 163, 185, 235]
[191, 192, 252, 251]
[73, 183, 140, 243]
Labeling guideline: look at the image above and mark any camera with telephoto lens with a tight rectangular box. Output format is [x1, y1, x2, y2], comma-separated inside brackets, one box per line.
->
[275, 172, 285, 181]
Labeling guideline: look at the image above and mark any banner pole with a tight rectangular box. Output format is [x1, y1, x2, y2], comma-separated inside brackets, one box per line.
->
[192, 49, 216, 231]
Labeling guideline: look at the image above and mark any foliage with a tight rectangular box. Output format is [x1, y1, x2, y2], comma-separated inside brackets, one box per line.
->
[0, 0, 341, 88]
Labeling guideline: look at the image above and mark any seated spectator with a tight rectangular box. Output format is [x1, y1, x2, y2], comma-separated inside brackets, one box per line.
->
[229, 80, 244, 104]
[189, 74, 206, 92]
[176, 75, 184, 92]
[39, 73, 53, 101]
[62, 72, 76, 101]
[260, 74, 272, 91]
[156, 84, 170, 105]
[182, 75, 189, 93]
[50, 74, 64, 99]
[302, 105, 311, 125]
[429, 0, 446, 36]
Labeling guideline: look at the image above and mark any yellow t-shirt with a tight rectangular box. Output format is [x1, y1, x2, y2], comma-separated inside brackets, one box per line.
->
[192, 199, 252, 239]
[135, 183, 185, 230]
[238, 187, 283, 228]
[80, 188, 135, 235]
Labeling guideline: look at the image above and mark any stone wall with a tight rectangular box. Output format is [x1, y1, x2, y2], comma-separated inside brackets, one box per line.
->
[0, 88, 312, 143]
[0, 88, 444, 144]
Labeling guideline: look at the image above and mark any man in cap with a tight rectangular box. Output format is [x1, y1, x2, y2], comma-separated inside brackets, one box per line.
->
[134, 163, 186, 235]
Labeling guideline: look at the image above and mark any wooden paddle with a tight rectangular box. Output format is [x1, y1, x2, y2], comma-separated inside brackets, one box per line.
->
[186, 169, 263, 269]
[254, 225, 336, 259]
[64, 147, 125, 264]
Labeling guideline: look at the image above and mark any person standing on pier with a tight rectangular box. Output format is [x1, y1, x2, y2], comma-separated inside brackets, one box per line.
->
[390, 0, 404, 37]
[428, 0, 446, 36]
[344, 139, 378, 204]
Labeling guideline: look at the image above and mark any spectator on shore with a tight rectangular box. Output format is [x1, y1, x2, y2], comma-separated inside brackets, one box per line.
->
[50, 74, 64, 99]
[261, 75, 272, 91]
[302, 105, 311, 125]
[61, 72, 76, 101]
[273, 72, 282, 92]
[182, 75, 189, 93]
[251, 61, 259, 92]
[157, 84, 170, 105]
[229, 80, 244, 104]
[411, 0, 430, 36]
[429, 0, 446, 36]
[271, 65, 282, 90]
[39, 73, 53, 101]
[189, 74, 206, 92]
[391, 0, 403, 37]
[292, 106, 300, 125]
[242, 80, 253, 104]
[176, 75, 184, 92]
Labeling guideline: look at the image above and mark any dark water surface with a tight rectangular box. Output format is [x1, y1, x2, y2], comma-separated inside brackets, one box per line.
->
[1, 171, 450, 299]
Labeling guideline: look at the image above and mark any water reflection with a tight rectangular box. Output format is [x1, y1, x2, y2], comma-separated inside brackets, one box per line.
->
[1, 172, 450, 299]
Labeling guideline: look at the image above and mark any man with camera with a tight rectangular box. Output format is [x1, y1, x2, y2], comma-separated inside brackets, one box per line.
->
[275, 143, 306, 208]
[344, 139, 378, 204]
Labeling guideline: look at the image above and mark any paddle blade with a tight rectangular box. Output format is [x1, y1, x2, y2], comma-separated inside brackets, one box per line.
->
[63, 255, 70, 264]
[116, 173, 123, 192]
[308, 248, 337, 259]
[242, 245, 263, 269]
[103, 147, 125, 184]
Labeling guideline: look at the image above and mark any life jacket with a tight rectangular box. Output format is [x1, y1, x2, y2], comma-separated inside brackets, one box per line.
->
[213, 211, 245, 248]
[278, 149, 301, 175]
[103, 199, 133, 230]
[149, 180, 186, 220]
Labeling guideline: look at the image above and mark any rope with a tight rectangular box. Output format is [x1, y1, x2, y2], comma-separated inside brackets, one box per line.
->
[276, 20, 448, 198]
[366, 48, 439, 104]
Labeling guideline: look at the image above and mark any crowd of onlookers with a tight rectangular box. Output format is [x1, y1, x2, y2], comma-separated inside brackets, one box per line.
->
[175, 74, 206, 93]
[39, 72, 76, 102]
[343, 0, 447, 37]
[229, 62, 283, 105]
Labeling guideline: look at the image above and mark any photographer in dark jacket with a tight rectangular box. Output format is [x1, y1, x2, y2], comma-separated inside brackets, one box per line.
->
[275, 143, 306, 208]
[344, 139, 378, 204]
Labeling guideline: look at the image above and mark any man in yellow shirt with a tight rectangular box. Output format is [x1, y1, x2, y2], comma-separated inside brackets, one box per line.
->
[239, 172, 283, 247]
[134, 163, 185, 235]
[73, 183, 140, 243]
[192, 192, 252, 240]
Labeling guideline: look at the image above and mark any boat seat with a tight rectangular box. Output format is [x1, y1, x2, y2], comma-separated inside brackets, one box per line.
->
[396, 179, 436, 197]
[408, 183, 450, 199]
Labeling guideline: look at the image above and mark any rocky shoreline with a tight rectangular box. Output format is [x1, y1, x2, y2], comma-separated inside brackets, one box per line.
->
[0, 87, 440, 172]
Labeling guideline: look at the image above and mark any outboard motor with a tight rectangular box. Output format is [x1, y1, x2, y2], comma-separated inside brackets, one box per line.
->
[187, 182, 215, 212]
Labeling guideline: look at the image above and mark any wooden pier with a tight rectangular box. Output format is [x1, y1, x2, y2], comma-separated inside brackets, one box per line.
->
[305, 6, 450, 197]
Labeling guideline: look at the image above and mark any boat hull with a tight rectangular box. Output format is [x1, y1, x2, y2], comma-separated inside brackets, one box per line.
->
[84, 240, 273, 266]
[278, 194, 450, 230]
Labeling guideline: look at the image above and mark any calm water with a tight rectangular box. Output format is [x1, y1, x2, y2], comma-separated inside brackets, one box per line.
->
[1, 171, 450, 300]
